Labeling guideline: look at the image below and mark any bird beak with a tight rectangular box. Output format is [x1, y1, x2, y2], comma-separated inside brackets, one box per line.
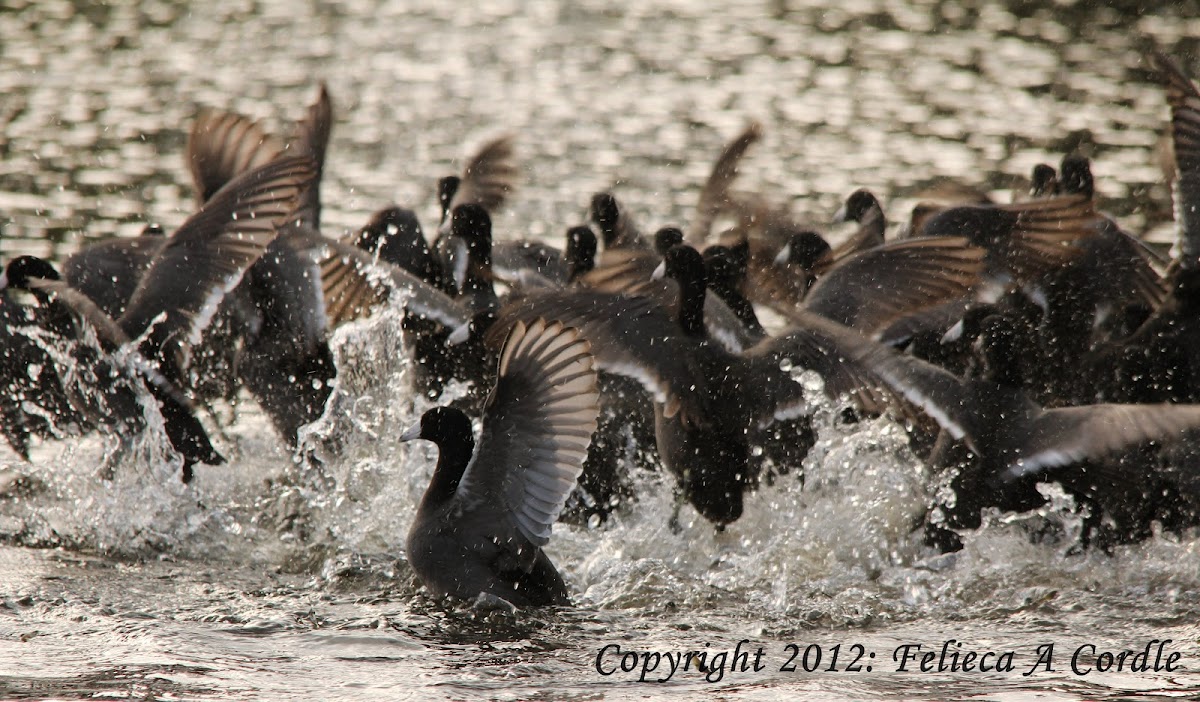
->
[399, 420, 423, 442]
[447, 322, 472, 346]
[0, 272, 8, 291]
[650, 260, 666, 281]
[451, 239, 470, 291]
[773, 244, 792, 266]
[832, 205, 848, 223]
[940, 319, 965, 344]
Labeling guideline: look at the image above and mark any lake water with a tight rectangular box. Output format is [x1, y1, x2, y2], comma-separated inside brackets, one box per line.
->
[2, 0, 1200, 699]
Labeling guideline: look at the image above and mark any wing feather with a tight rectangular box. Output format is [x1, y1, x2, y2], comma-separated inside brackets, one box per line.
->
[458, 319, 600, 547]
[118, 156, 317, 362]
[186, 109, 286, 205]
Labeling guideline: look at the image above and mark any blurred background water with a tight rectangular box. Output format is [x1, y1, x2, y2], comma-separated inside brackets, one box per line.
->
[2, 0, 1200, 699]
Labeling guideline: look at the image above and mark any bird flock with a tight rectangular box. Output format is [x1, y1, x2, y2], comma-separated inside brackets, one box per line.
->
[4, 51, 1200, 605]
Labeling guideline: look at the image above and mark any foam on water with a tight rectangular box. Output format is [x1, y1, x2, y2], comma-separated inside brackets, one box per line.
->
[3, 298, 1200, 635]
[3, 305, 1200, 700]
[4, 0, 1200, 695]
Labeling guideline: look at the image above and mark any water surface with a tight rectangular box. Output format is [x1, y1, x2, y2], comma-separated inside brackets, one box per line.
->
[2, 1, 1200, 699]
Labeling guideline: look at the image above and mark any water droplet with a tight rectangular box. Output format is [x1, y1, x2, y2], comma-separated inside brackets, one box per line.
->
[778, 357, 794, 372]
[797, 370, 825, 394]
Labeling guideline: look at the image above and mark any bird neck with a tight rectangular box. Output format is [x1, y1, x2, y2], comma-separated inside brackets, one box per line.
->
[677, 273, 707, 336]
[718, 287, 764, 335]
[421, 431, 476, 508]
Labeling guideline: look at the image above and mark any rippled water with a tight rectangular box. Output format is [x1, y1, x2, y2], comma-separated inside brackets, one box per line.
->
[3, 0, 1200, 699]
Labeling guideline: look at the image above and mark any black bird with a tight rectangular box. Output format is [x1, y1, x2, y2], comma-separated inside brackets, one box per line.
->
[474, 245, 917, 525]
[654, 227, 685, 256]
[435, 134, 518, 236]
[352, 206, 447, 292]
[63, 87, 333, 414]
[832, 321, 1200, 545]
[1, 256, 222, 480]
[830, 189, 887, 258]
[1021, 155, 1167, 404]
[1029, 163, 1059, 198]
[590, 192, 647, 250]
[702, 241, 764, 336]
[564, 226, 598, 283]
[401, 318, 599, 606]
[0, 156, 315, 478]
[181, 90, 339, 445]
[0, 276, 84, 459]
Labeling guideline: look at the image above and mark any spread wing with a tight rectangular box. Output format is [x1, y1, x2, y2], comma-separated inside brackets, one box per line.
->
[186, 109, 286, 205]
[687, 121, 762, 245]
[800, 237, 984, 337]
[457, 318, 600, 547]
[746, 310, 995, 445]
[918, 195, 1098, 281]
[119, 156, 316, 361]
[316, 238, 472, 330]
[24, 278, 202, 416]
[286, 83, 333, 229]
[483, 289, 716, 425]
[1003, 403, 1200, 481]
[1153, 51, 1200, 262]
[449, 134, 518, 214]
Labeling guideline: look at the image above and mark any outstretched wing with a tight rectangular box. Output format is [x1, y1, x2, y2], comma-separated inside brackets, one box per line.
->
[458, 319, 600, 547]
[1153, 51, 1200, 262]
[119, 156, 316, 362]
[918, 195, 1097, 281]
[315, 238, 471, 330]
[450, 133, 518, 215]
[186, 109, 286, 205]
[687, 121, 762, 245]
[1004, 403, 1200, 481]
[483, 289, 715, 425]
[800, 237, 984, 337]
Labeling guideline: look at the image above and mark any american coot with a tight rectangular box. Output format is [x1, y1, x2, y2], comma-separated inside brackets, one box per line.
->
[1029, 163, 1060, 198]
[63, 87, 332, 421]
[590, 192, 647, 251]
[352, 206, 448, 291]
[0, 155, 315, 479]
[471, 245, 928, 525]
[830, 189, 887, 258]
[701, 241, 764, 336]
[402, 318, 599, 606]
[0, 270, 88, 459]
[434, 203, 499, 306]
[230, 91, 339, 446]
[834, 324, 1200, 536]
[2, 254, 223, 480]
[435, 134, 518, 237]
